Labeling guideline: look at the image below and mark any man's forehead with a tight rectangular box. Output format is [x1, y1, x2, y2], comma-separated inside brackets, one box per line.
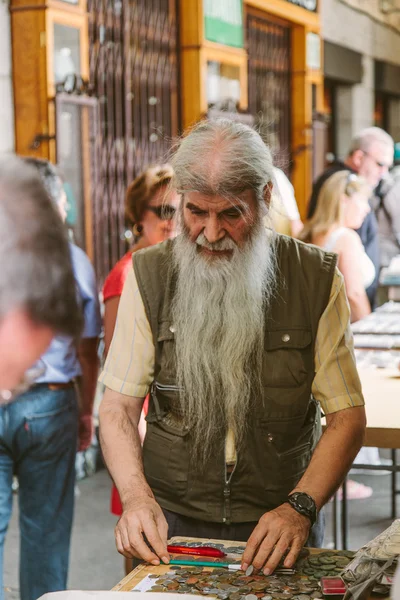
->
[184, 190, 255, 209]
[368, 140, 393, 164]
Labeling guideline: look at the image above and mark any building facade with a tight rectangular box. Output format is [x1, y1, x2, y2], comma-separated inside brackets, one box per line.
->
[0, 0, 14, 153]
[321, 0, 400, 159]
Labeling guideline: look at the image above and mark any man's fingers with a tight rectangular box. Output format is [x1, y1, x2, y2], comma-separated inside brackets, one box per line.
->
[262, 537, 290, 574]
[128, 528, 161, 564]
[251, 531, 280, 571]
[241, 524, 266, 569]
[115, 528, 124, 555]
[142, 516, 170, 564]
[156, 512, 169, 549]
[284, 537, 303, 568]
[115, 525, 135, 559]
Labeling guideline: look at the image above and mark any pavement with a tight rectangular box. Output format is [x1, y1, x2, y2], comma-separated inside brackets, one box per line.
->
[3, 463, 399, 599]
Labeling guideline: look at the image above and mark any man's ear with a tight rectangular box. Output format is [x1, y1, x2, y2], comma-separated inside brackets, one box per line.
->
[263, 182, 274, 210]
[351, 150, 363, 170]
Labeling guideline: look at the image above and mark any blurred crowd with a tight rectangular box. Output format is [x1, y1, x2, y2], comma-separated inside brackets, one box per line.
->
[0, 122, 399, 600]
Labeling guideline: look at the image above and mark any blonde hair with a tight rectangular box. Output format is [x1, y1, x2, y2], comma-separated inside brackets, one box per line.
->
[299, 171, 370, 243]
[125, 164, 174, 225]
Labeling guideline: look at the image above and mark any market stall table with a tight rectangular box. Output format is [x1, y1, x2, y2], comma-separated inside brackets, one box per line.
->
[112, 537, 355, 594]
[332, 367, 400, 550]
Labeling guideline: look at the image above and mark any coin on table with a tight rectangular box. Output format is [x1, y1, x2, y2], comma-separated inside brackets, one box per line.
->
[246, 566, 255, 576]
[320, 557, 335, 565]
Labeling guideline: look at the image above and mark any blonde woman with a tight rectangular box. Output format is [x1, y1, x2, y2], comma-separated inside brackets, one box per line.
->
[300, 170, 377, 500]
[299, 170, 373, 323]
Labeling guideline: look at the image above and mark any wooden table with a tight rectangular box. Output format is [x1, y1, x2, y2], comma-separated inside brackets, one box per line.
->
[332, 367, 400, 550]
[112, 537, 328, 592]
[358, 368, 400, 449]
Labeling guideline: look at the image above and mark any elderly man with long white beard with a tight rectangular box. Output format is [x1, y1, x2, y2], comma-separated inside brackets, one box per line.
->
[99, 119, 366, 575]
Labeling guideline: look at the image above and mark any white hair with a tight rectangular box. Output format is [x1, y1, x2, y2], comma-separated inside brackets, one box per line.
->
[0, 155, 82, 336]
[171, 118, 275, 204]
[349, 127, 394, 155]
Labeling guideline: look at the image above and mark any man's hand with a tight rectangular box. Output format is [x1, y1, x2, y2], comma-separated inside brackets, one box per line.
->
[241, 503, 311, 575]
[115, 495, 170, 565]
[78, 413, 94, 452]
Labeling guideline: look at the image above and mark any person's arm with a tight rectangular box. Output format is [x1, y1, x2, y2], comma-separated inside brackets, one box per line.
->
[242, 269, 366, 574]
[336, 231, 371, 322]
[104, 296, 121, 357]
[98, 268, 166, 561]
[290, 219, 304, 237]
[99, 388, 169, 564]
[242, 407, 365, 574]
[77, 337, 99, 451]
[71, 245, 102, 451]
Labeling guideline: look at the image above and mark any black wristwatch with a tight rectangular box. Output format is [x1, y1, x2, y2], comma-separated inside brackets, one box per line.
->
[286, 492, 317, 526]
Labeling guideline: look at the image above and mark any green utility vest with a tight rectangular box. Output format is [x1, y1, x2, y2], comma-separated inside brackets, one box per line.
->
[133, 234, 337, 524]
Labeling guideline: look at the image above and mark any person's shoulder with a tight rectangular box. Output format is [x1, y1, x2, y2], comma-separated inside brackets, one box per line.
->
[275, 232, 337, 268]
[69, 243, 96, 280]
[317, 162, 347, 183]
[103, 252, 133, 301]
[334, 228, 362, 252]
[133, 238, 174, 272]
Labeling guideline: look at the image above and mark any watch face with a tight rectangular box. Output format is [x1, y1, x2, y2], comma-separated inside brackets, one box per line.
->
[297, 494, 314, 510]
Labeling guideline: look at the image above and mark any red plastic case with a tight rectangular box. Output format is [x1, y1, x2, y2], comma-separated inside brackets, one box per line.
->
[320, 576, 346, 597]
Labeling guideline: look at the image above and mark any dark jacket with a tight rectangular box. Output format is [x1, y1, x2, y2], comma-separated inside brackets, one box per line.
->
[308, 162, 380, 308]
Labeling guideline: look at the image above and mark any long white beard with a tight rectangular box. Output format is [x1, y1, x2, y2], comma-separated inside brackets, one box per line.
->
[171, 218, 277, 464]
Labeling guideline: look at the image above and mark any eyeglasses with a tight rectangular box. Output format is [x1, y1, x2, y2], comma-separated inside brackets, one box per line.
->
[147, 205, 176, 220]
[362, 151, 390, 169]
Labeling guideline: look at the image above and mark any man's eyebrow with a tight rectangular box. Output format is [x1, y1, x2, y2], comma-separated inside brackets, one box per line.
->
[185, 202, 247, 215]
[185, 202, 206, 212]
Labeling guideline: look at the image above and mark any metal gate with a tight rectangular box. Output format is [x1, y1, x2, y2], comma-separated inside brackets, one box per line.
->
[88, 0, 180, 283]
[247, 11, 291, 171]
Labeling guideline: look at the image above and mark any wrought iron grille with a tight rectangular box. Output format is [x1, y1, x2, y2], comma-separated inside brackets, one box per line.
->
[88, 0, 180, 283]
[247, 11, 291, 171]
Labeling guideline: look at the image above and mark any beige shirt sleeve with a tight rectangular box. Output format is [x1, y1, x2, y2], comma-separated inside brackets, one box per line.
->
[312, 267, 365, 415]
[99, 267, 155, 397]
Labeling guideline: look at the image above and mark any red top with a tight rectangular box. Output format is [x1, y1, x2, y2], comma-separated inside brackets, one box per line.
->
[102, 251, 133, 302]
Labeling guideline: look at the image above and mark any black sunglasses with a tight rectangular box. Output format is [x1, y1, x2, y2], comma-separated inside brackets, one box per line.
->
[147, 205, 176, 220]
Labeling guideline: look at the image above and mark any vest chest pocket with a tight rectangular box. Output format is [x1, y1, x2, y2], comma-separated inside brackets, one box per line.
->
[263, 328, 313, 389]
[156, 321, 177, 382]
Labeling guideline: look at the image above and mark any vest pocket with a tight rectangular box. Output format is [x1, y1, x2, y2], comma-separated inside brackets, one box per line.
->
[263, 328, 312, 389]
[143, 421, 189, 497]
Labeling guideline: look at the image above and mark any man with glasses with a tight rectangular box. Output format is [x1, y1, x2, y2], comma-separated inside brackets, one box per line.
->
[308, 127, 394, 307]
[0, 158, 101, 600]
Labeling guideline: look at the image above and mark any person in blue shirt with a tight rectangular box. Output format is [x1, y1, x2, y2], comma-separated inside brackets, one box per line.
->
[0, 156, 82, 398]
[0, 158, 101, 600]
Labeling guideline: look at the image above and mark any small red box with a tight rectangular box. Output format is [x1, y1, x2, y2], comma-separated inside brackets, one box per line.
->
[320, 576, 346, 597]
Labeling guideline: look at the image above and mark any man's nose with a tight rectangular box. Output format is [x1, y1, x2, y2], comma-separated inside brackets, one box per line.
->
[204, 215, 225, 244]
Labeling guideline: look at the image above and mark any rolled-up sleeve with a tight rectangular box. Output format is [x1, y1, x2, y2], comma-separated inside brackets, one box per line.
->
[312, 268, 365, 415]
[99, 268, 155, 397]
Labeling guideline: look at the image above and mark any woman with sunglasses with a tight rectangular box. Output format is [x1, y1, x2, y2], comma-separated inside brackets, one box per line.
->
[103, 164, 178, 355]
[102, 165, 178, 572]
